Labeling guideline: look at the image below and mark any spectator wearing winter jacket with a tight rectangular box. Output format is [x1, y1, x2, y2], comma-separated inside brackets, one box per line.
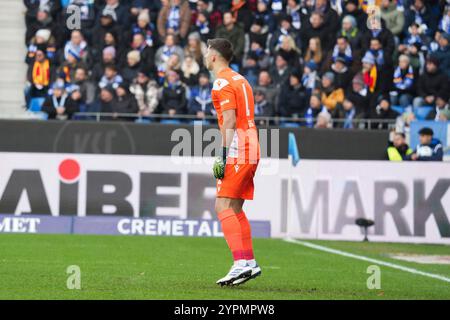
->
[254, 70, 279, 109]
[320, 72, 345, 112]
[426, 93, 450, 121]
[338, 15, 363, 52]
[430, 32, 450, 78]
[413, 57, 449, 108]
[72, 66, 96, 106]
[404, 0, 438, 37]
[161, 70, 187, 115]
[98, 63, 123, 89]
[302, 61, 321, 98]
[254, 89, 275, 119]
[98, 0, 130, 30]
[362, 19, 395, 58]
[121, 50, 141, 84]
[188, 72, 213, 118]
[299, 11, 331, 52]
[269, 54, 290, 87]
[346, 73, 372, 118]
[380, 0, 405, 38]
[328, 56, 353, 91]
[110, 82, 139, 120]
[26, 47, 54, 102]
[278, 70, 306, 117]
[407, 127, 443, 161]
[270, 14, 301, 55]
[157, 0, 192, 41]
[215, 12, 245, 64]
[334, 97, 366, 129]
[341, 0, 368, 32]
[321, 36, 354, 73]
[26, 29, 57, 65]
[391, 54, 415, 108]
[304, 93, 329, 128]
[130, 66, 160, 116]
[371, 97, 399, 129]
[42, 80, 79, 120]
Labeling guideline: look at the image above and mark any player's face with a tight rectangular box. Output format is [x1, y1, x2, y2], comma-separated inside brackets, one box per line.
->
[204, 46, 215, 71]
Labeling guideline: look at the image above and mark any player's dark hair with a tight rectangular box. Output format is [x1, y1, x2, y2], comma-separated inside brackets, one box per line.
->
[207, 38, 234, 62]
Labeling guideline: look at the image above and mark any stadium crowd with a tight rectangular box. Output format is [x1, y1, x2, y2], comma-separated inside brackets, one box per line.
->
[24, 0, 450, 129]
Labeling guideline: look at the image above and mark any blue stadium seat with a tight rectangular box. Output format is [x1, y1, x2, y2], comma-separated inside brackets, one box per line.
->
[135, 118, 153, 124]
[414, 106, 433, 120]
[391, 105, 405, 115]
[60, 0, 71, 8]
[28, 97, 45, 112]
[160, 119, 182, 125]
[280, 121, 301, 128]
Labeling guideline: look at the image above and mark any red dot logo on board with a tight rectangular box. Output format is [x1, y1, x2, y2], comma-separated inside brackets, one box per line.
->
[58, 159, 80, 182]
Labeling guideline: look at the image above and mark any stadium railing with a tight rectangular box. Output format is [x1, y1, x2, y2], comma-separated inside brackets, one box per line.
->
[69, 112, 397, 130]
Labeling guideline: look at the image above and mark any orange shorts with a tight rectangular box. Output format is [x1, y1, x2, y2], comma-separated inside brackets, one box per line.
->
[216, 161, 258, 200]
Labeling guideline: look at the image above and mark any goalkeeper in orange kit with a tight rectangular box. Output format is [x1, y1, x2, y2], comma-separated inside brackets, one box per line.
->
[204, 38, 261, 286]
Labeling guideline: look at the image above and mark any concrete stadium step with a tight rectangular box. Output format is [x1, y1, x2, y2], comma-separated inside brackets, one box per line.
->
[0, 0, 27, 115]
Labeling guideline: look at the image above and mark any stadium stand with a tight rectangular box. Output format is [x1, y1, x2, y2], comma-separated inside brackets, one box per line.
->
[0, 0, 28, 117]
[15, 0, 450, 129]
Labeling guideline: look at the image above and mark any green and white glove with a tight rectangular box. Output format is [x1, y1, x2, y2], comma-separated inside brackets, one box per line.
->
[213, 147, 228, 179]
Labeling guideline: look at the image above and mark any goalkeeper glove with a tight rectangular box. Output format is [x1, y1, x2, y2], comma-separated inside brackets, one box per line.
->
[213, 147, 228, 179]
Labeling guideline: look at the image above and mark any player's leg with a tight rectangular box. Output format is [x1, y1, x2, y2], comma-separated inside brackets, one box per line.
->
[233, 199, 262, 285]
[215, 197, 252, 286]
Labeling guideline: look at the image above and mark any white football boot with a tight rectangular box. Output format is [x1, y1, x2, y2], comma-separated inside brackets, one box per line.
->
[216, 260, 252, 286]
[232, 263, 262, 286]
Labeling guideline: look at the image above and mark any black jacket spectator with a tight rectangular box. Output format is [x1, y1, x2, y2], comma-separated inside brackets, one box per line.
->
[161, 71, 187, 115]
[278, 72, 307, 117]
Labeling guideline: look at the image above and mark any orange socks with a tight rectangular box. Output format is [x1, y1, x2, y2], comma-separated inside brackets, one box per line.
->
[236, 211, 254, 260]
[218, 208, 255, 261]
[218, 208, 244, 261]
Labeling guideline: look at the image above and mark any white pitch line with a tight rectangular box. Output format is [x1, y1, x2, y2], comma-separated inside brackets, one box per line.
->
[283, 238, 450, 284]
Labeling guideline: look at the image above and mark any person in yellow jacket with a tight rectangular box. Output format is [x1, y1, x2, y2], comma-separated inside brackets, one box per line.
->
[320, 72, 345, 112]
[387, 132, 413, 161]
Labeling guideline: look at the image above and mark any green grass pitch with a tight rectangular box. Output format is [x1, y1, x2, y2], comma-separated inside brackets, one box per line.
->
[0, 234, 449, 299]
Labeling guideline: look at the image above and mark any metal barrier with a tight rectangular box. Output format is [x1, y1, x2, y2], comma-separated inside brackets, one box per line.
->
[71, 112, 397, 130]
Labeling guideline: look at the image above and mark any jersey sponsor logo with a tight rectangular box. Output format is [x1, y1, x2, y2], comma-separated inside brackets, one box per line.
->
[220, 99, 230, 106]
[232, 74, 244, 81]
[212, 78, 229, 91]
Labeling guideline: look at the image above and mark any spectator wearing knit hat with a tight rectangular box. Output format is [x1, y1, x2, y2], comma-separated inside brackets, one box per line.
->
[341, 0, 368, 32]
[345, 73, 372, 118]
[183, 32, 207, 67]
[188, 72, 214, 119]
[26, 29, 57, 65]
[338, 15, 363, 52]
[42, 80, 79, 120]
[334, 96, 366, 129]
[254, 0, 276, 33]
[92, 8, 123, 56]
[302, 60, 321, 97]
[25, 5, 62, 48]
[320, 71, 345, 112]
[328, 56, 353, 91]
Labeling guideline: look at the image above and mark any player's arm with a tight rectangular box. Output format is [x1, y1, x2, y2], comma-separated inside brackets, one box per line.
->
[213, 84, 237, 179]
[221, 109, 236, 159]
